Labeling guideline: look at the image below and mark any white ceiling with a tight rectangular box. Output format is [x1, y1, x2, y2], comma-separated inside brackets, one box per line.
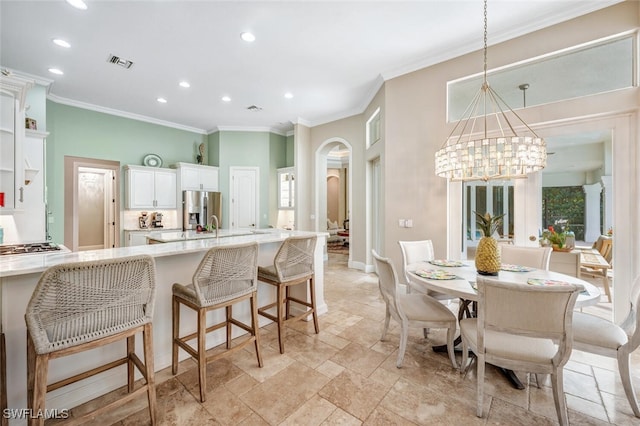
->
[0, 0, 622, 134]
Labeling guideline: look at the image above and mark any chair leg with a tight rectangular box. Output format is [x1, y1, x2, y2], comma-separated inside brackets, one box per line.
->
[172, 296, 180, 375]
[618, 349, 640, 417]
[446, 326, 457, 369]
[197, 307, 207, 403]
[226, 305, 232, 349]
[396, 321, 409, 368]
[26, 331, 35, 414]
[309, 277, 319, 334]
[277, 284, 285, 354]
[250, 292, 263, 367]
[285, 286, 291, 320]
[476, 353, 485, 418]
[460, 336, 469, 374]
[143, 324, 157, 425]
[31, 353, 49, 426]
[380, 306, 391, 341]
[126, 334, 135, 392]
[551, 369, 569, 425]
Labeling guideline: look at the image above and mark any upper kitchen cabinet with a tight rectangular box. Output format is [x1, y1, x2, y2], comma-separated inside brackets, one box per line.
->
[277, 167, 295, 209]
[0, 74, 34, 214]
[173, 162, 219, 191]
[124, 165, 176, 209]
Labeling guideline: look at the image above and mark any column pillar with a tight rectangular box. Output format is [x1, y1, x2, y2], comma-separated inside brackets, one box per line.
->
[600, 175, 613, 234]
[583, 183, 602, 243]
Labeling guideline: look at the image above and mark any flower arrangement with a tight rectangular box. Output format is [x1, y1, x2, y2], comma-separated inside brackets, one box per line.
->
[543, 225, 567, 248]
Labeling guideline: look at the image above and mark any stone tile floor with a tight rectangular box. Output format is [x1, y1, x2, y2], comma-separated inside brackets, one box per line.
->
[59, 253, 639, 425]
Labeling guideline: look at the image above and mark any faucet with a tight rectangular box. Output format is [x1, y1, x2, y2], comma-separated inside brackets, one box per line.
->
[210, 215, 219, 238]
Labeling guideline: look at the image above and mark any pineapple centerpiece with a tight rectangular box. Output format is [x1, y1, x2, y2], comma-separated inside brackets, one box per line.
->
[474, 211, 505, 276]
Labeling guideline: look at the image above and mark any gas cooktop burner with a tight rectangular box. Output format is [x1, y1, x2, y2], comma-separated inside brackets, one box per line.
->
[0, 242, 63, 256]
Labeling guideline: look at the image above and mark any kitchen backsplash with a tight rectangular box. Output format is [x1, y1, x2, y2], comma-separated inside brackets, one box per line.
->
[123, 210, 178, 230]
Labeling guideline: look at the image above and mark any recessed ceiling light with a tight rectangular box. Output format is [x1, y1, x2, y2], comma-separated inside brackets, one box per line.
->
[65, 0, 87, 10]
[179, 81, 190, 88]
[157, 97, 167, 104]
[221, 96, 231, 102]
[284, 92, 294, 99]
[48, 68, 64, 75]
[52, 39, 71, 48]
[240, 32, 256, 42]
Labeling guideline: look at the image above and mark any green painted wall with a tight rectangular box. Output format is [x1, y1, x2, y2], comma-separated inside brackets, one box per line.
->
[286, 134, 294, 166]
[208, 131, 220, 166]
[217, 131, 286, 228]
[46, 101, 206, 242]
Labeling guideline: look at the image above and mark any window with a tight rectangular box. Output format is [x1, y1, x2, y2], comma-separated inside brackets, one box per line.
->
[448, 33, 634, 122]
[366, 107, 381, 147]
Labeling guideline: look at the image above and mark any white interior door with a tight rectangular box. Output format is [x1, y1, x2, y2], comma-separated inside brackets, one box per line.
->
[77, 166, 115, 251]
[230, 167, 259, 229]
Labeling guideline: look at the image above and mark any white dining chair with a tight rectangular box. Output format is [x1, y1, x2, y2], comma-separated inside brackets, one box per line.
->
[571, 275, 640, 418]
[372, 250, 458, 369]
[398, 240, 455, 301]
[500, 245, 552, 270]
[460, 276, 582, 425]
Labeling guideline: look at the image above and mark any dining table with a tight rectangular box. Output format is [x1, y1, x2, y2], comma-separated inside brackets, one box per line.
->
[407, 259, 601, 388]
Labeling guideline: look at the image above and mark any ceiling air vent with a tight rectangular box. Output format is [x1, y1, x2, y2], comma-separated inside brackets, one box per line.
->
[107, 54, 134, 69]
[246, 105, 262, 112]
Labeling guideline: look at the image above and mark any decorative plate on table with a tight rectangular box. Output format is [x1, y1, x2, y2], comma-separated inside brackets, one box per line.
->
[143, 153, 163, 168]
[429, 259, 465, 267]
[527, 278, 572, 286]
[414, 269, 458, 280]
[501, 264, 534, 272]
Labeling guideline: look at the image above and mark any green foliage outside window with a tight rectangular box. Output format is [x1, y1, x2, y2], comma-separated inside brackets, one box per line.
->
[542, 187, 585, 240]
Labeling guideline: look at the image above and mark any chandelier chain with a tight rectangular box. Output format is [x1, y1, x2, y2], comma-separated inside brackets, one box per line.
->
[483, 0, 488, 82]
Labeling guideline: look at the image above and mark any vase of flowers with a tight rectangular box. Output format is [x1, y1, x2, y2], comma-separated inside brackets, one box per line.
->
[542, 225, 570, 251]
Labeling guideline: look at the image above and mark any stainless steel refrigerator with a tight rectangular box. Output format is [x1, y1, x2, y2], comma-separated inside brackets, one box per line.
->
[182, 190, 222, 230]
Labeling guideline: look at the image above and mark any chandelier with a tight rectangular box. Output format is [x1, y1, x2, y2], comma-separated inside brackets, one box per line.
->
[435, 0, 546, 181]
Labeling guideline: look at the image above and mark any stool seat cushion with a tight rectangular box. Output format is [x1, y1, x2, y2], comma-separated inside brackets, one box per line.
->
[258, 265, 312, 284]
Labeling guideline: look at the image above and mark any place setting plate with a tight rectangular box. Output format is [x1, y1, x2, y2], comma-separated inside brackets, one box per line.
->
[143, 153, 163, 168]
[428, 259, 465, 267]
[414, 269, 459, 280]
[527, 278, 572, 286]
[501, 264, 535, 272]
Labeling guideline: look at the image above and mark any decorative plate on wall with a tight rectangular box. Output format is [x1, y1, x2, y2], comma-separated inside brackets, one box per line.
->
[143, 154, 163, 168]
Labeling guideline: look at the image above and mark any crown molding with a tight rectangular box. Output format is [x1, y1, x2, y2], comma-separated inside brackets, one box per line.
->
[47, 94, 207, 134]
[209, 125, 287, 136]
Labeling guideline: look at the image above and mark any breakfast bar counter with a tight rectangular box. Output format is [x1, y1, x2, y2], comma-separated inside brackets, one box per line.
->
[0, 229, 327, 423]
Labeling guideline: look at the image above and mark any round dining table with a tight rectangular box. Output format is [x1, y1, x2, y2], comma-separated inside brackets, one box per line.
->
[407, 259, 601, 308]
[406, 259, 601, 389]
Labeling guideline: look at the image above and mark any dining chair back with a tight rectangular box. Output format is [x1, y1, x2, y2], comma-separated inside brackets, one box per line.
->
[593, 235, 613, 263]
[398, 239, 433, 288]
[398, 240, 453, 301]
[372, 250, 458, 369]
[500, 245, 552, 270]
[572, 275, 640, 417]
[26, 255, 157, 425]
[460, 276, 582, 425]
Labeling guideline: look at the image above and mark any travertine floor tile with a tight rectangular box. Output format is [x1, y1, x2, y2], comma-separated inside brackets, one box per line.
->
[319, 370, 388, 421]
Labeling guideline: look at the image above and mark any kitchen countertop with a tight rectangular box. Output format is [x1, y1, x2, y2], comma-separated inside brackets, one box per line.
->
[146, 228, 273, 242]
[0, 229, 328, 278]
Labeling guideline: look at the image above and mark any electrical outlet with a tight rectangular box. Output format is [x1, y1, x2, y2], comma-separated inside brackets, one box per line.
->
[405, 219, 413, 228]
[398, 219, 405, 227]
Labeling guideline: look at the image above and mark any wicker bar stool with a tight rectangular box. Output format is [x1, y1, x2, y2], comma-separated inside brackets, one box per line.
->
[25, 255, 157, 426]
[172, 242, 262, 403]
[257, 235, 318, 354]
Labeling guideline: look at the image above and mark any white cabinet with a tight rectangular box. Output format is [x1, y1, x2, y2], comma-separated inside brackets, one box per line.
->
[277, 167, 295, 209]
[124, 230, 151, 246]
[125, 165, 177, 209]
[174, 162, 219, 191]
[0, 74, 33, 214]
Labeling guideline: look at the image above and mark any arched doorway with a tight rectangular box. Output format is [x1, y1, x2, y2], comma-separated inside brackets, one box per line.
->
[315, 138, 352, 263]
